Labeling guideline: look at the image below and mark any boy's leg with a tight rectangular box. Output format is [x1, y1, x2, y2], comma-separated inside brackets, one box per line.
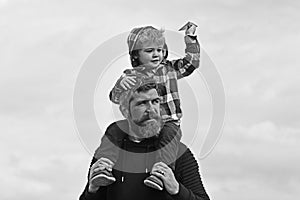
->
[144, 121, 182, 190]
[94, 120, 128, 161]
[94, 135, 119, 163]
[92, 121, 127, 186]
[156, 121, 182, 170]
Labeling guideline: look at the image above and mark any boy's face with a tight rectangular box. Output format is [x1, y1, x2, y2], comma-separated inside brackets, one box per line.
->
[137, 41, 164, 68]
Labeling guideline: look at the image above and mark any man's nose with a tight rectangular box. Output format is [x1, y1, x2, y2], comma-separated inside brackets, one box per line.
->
[146, 102, 155, 112]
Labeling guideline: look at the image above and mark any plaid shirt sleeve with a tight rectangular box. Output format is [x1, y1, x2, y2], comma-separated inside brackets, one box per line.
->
[109, 74, 125, 104]
[109, 69, 135, 104]
[169, 35, 200, 79]
[109, 68, 154, 104]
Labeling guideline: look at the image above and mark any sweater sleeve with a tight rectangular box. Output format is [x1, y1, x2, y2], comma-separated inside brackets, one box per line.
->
[168, 34, 200, 80]
[79, 157, 108, 200]
[171, 146, 210, 200]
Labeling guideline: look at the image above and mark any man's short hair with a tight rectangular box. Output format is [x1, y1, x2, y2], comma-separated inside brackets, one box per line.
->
[119, 81, 158, 111]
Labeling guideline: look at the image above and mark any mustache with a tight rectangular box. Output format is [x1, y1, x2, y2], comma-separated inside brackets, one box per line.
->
[134, 112, 161, 126]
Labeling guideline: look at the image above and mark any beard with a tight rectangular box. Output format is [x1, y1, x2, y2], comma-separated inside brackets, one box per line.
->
[138, 119, 162, 138]
[131, 112, 163, 139]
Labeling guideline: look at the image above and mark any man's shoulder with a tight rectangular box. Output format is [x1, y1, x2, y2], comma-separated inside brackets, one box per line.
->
[175, 143, 199, 174]
[107, 120, 128, 132]
[177, 143, 196, 162]
[178, 142, 188, 155]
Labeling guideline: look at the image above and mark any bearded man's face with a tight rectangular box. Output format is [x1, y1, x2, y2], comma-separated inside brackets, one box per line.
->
[128, 88, 163, 138]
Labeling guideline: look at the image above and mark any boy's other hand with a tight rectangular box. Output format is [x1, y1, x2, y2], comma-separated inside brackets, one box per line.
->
[120, 75, 136, 90]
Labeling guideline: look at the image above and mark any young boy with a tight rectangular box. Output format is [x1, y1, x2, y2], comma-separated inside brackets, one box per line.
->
[92, 22, 200, 191]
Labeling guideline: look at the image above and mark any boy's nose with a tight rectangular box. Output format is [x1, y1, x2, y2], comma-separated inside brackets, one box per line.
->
[153, 50, 159, 56]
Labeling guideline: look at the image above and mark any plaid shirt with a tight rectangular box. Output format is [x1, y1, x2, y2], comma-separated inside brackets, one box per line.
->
[110, 35, 200, 122]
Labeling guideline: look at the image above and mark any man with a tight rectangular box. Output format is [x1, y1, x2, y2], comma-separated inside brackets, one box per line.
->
[79, 77, 210, 200]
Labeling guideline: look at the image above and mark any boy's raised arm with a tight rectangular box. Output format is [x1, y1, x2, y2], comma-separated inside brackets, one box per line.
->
[169, 22, 201, 79]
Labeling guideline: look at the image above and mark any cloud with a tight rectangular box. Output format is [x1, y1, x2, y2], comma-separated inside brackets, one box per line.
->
[0, 114, 90, 200]
[0, 151, 90, 200]
[197, 2, 300, 128]
[201, 121, 300, 200]
[0, 0, 8, 6]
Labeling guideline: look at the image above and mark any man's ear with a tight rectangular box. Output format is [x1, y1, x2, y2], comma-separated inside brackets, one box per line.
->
[119, 105, 129, 118]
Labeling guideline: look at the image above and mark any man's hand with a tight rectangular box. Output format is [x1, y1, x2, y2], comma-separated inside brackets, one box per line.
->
[88, 157, 114, 193]
[151, 162, 179, 195]
[120, 75, 136, 90]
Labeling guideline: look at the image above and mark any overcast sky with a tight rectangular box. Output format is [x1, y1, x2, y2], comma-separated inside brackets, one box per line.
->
[1, 0, 300, 199]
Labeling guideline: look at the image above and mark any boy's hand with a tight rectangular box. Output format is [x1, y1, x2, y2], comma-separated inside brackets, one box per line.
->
[178, 21, 197, 36]
[120, 75, 136, 90]
[185, 23, 197, 36]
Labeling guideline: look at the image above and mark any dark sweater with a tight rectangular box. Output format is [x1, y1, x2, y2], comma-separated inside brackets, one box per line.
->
[79, 121, 210, 200]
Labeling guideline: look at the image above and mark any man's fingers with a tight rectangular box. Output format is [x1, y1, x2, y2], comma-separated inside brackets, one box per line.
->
[153, 166, 167, 174]
[98, 157, 114, 168]
[153, 162, 169, 170]
[152, 171, 165, 180]
[152, 166, 168, 178]
[93, 164, 106, 172]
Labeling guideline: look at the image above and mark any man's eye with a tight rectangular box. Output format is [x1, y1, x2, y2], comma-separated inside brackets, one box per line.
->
[153, 98, 160, 104]
[137, 101, 146, 106]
